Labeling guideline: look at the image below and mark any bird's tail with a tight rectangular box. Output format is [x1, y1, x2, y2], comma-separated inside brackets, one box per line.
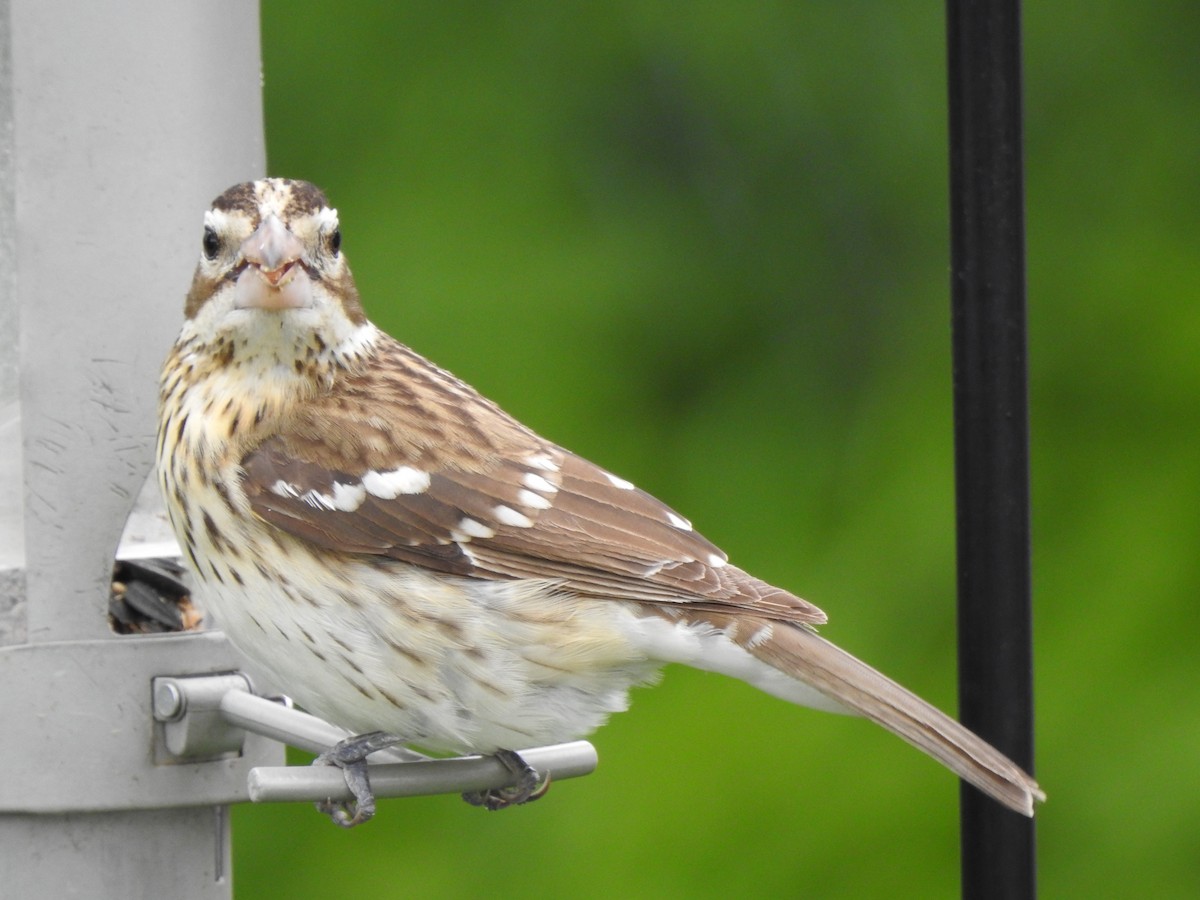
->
[642, 608, 1044, 816]
[749, 620, 1044, 815]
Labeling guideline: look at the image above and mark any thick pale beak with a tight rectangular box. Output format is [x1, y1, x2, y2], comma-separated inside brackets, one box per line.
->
[233, 215, 314, 310]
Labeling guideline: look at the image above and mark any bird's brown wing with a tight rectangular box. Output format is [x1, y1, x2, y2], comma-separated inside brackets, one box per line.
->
[240, 340, 825, 625]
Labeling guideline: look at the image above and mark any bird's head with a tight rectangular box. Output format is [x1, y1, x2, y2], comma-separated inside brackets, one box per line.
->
[181, 178, 369, 354]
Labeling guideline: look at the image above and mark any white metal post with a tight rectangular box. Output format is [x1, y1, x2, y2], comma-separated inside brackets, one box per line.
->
[0, 3, 282, 898]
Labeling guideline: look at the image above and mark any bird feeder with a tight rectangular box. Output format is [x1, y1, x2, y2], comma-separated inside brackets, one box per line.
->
[0, 7, 595, 896]
[0, 4, 279, 897]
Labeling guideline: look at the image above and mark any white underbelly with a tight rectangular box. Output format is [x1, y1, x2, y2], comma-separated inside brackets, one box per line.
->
[196, 543, 661, 754]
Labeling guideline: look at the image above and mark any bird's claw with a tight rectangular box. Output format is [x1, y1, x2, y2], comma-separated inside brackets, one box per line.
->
[312, 731, 402, 828]
[462, 748, 551, 811]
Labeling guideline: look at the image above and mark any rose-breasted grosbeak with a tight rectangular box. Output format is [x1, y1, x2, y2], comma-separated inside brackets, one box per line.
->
[157, 178, 1043, 827]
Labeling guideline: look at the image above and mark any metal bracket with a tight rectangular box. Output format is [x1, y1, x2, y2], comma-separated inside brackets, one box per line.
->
[0, 633, 284, 814]
[225, 689, 600, 805]
[247, 740, 600, 806]
[152, 673, 252, 761]
[143, 673, 600, 807]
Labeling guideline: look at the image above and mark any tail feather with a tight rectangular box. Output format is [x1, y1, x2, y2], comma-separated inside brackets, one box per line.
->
[638, 606, 1044, 816]
[745, 619, 1044, 816]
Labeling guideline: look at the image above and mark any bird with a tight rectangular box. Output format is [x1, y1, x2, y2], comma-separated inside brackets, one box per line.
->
[157, 177, 1043, 827]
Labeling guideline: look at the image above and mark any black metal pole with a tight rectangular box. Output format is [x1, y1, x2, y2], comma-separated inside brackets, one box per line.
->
[946, 1, 1037, 898]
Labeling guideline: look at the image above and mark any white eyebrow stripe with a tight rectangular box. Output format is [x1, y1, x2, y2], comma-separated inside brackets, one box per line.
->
[314, 206, 340, 231]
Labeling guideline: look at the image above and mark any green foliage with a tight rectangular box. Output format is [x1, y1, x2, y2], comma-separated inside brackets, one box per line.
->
[237, 1, 1200, 895]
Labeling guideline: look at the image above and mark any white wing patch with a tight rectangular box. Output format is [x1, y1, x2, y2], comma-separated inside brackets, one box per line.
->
[299, 489, 335, 510]
[517, 489, 553, 510]
[493, 505, 534, 528]
[666, 511, 693, 532]
[604, 471, 636, 490]
[270, 478, 361, 513]
[362, 466, 432, 499]
[522, 472, 558, 494]
[270, 479, 300, 498]
[454, 517, 497, 540]
[525, 453, 559, 472]
[745, 622, 775, 648]
[290, 481, 367, 512]
[329, 481, 367, 512]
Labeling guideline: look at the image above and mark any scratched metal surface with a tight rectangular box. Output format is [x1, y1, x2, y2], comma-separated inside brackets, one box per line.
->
[10, 0, 266, 643]
[1, 4, 275, 897]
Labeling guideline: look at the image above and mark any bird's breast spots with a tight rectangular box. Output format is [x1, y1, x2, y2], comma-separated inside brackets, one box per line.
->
[201, 509, 223, 544]
[212, 479, 236, 513]
[194, 462, 211, 488]
[381, 634, 430, 668]
[377, 687, 407, 711]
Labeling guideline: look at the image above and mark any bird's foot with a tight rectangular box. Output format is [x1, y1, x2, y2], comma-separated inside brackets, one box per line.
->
[462, 748, 550, 811]
[313, 731, 403, 828]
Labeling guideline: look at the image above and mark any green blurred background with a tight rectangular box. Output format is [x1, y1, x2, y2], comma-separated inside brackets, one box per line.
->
[233, 1, 1200, 896]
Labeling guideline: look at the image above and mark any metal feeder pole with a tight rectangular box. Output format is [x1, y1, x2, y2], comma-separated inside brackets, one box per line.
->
[0, 3, 276, 897]
[946, 0, 1038, 896]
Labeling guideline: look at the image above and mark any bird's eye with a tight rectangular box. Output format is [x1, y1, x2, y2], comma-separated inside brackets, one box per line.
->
[328, 229, 342, 256]
[202, 226, 221, 260]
